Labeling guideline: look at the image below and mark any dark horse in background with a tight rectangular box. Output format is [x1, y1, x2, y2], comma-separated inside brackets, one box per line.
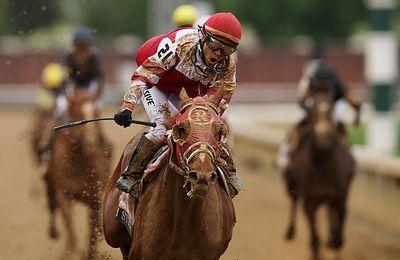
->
[46, 89, 112, 259]
[283, 79, 355, 259]
[103, 89, 235, 259]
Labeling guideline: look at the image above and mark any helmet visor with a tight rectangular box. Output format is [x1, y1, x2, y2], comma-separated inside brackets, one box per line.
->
[204, 32, 236, 56]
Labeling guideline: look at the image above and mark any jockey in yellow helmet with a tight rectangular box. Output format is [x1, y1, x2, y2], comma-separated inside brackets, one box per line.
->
[36, 63, 66, 111]
[172, 4, 198, 28]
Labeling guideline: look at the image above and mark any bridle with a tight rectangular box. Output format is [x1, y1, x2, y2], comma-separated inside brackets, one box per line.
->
[166, 101, 223, 197]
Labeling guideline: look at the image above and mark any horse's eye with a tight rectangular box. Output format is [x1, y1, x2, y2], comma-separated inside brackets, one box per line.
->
[212, 121, 228, 143]
[172, 121, 191, 144]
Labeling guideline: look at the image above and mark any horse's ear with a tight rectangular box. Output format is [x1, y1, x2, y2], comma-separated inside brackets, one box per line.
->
[172, 121, 191, 145]
[212, 121, 228, 143]
[179, 88, 191, 105]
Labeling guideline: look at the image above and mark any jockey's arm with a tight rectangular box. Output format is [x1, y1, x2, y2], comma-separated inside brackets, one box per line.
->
[120, 80, 147, 111]
[345, 90, 362, 125]
[297, 75, 312, 110]
[93, 56, 105, 100]
[337, 80, 362, 124]
[94, 76, 105, 100]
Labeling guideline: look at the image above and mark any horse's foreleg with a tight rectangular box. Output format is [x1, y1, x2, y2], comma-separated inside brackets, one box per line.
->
[56, 191, 77, 254]
[43, 170, 58, 239]
[285, 194, 298, 240]
[303, 198, 320, 259]
[327, 200, 346, 250]
[285, 177, 298, 240]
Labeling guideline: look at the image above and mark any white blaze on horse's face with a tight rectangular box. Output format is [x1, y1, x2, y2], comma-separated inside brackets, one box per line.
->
[187, 152, 216, 198]
[314, 97, 335, 148]
[82, 102, 95, 119]
[199, 153, 206, 163]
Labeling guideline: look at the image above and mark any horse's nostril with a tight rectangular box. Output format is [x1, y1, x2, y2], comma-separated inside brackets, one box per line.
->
[188, 171, 198, 181]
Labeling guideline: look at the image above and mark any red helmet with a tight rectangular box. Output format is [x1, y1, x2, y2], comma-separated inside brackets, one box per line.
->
[204, 12, 242, 46]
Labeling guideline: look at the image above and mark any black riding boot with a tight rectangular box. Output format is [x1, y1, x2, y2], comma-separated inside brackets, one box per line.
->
[116, 134, 161, 198]
[219, 143, 242, 198]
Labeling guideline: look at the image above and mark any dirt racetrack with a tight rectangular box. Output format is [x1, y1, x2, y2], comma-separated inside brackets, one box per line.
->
[0, 108, 399, 260]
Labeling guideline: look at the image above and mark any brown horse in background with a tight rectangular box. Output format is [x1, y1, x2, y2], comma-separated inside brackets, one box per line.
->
[103, 91, 235, 259]
[283, 81, 355, 259]
[30, 108, 55, 167]
[46, 89, 112, 259]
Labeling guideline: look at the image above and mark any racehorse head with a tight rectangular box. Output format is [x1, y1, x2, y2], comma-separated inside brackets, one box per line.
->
[308, 77, 337, 150]
[168, 88, 228, 198]
[66, 88, 96, 121]
[65, 88, 98, 145]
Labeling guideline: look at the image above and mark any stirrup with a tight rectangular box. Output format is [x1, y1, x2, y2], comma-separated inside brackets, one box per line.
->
[116, 175, 137, 193]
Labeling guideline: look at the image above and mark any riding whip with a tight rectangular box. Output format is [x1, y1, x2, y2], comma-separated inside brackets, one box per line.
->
[53, 117, 157, 131]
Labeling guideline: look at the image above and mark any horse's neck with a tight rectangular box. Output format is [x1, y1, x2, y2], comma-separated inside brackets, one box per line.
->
[68, 111, 99, 146]
[148, 165, 225, 224]
[309, 136, 337, 163]
[61, 121, 100, 158]
[159, 167, 206, 210]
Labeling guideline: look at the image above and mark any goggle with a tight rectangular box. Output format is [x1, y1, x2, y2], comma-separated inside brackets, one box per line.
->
[204, 32, 237, 56]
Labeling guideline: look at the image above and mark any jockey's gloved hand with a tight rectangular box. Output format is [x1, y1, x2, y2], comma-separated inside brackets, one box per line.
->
[114, 109, 132, 128]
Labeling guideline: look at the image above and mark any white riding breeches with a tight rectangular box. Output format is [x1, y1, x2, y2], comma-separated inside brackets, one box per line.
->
[333, 99, 346, 123]
[54, 95, 68, 118]
[141, 86, 181, 142]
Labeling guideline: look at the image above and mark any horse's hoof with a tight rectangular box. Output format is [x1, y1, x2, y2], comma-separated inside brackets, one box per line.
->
[327, 237, 343, 250]
[285, 227, 295, 240]
[49, 227, 59, 239]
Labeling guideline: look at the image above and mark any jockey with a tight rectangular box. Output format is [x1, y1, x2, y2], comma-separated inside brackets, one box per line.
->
[32, 63, 67, 165]
[55, 26, 104, 117]
[114, 12, 242, 198]
[297, 59, 361, 122]
[36, 63, 66, 112]
[172, 4, 198, 28]
[277, 60, 361, 169]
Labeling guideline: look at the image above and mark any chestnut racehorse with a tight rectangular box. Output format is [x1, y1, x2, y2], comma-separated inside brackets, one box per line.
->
[103, 91, 235, 259]
[30, 108, 54, 167]
[46, 89, 112, 259]
[283, 80, 355, 259]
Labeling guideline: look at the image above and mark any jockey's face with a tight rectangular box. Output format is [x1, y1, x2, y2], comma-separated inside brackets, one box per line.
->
[73, 39, 91, 61]
[202, 37, 230, 67]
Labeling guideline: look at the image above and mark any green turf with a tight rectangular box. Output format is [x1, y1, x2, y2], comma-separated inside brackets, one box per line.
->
[347, 123, 366, 146]
[347, 123, 400, 157]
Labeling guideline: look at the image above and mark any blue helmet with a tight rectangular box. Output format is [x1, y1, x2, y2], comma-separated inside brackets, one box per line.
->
[73, 26, 93, 42]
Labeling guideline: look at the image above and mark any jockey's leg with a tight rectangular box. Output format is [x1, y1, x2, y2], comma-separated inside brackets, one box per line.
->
[116, 86, 180, 197]
[333, 98, 346, 123]
[219, 143, 242, 198]
[333, 99, 349, 147]
[54, 94, 68, 120]
[115, 133, 164, 197]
